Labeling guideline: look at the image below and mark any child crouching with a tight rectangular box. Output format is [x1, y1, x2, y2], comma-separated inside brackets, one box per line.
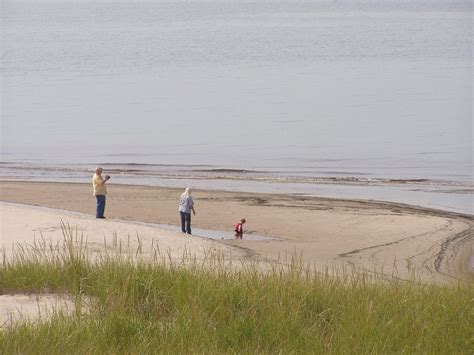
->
[234, 218, 246, 239]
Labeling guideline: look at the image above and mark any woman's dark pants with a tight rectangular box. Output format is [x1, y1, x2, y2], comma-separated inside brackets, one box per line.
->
[96, 195, 106, 218]
[180, 212, 192, 234]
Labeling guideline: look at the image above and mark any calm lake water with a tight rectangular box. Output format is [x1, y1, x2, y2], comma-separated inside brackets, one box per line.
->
[1, 0, 472, 213]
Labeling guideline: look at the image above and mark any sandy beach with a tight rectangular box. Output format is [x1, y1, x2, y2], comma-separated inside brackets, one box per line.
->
[1, 180, 472, 283]
[0, 179, 472, 326]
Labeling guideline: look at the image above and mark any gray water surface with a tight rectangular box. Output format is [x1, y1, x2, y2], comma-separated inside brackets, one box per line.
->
[1, 0, 472, 212]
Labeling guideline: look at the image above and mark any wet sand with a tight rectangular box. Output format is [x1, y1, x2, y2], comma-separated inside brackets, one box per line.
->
[1, 180, 473, 282]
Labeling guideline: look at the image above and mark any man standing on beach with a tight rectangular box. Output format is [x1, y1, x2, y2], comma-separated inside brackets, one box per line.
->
[92, 167, 110, 219]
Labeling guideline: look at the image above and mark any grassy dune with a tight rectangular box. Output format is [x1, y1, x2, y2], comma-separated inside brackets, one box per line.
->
[1, 227, 472, 354]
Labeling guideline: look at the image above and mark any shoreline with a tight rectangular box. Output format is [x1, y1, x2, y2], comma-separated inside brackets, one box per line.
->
[1, 178, 473, 218]
[1, 180, 473, 282]
[1, 160, 472, 215]
[3, 162, 473, 187]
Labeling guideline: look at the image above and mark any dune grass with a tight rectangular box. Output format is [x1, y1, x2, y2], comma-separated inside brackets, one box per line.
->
[0, 226, 472, 354]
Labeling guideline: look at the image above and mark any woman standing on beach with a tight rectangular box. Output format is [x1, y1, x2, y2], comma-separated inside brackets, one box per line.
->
[179, 188, 196, 234]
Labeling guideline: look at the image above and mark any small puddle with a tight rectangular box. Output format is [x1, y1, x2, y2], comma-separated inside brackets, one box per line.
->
[155, 224, 275, 241]
[114, 219, 275, 241]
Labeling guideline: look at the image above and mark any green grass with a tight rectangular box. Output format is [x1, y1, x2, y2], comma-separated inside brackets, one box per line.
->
[1, 226, 473, 354]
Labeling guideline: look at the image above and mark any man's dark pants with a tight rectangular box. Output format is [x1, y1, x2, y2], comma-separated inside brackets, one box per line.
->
[96, 194, 106, 218]
[180, 212, 192, 234]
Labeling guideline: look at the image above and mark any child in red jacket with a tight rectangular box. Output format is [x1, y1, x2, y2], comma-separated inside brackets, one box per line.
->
[234, 218, 246, 239]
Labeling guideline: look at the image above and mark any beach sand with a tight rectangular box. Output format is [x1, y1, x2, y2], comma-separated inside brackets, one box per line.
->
[1, 180, 472, 325]
[0, 201, 250, 263]
[0, 293, 87, 329]
[1, 180, 472, 282]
